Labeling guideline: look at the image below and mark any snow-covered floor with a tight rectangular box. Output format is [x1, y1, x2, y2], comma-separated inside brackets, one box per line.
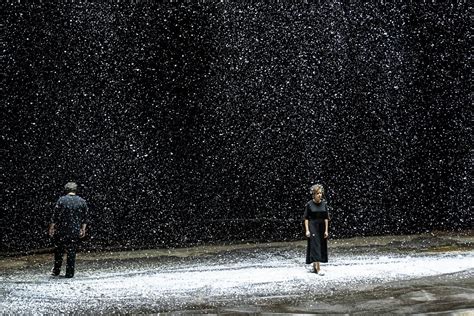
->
[1, 241, 473, 314]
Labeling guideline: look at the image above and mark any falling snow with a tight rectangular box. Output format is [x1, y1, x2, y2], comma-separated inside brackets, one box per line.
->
[2, 2, 471, 313]
[2, 3, 471, 253]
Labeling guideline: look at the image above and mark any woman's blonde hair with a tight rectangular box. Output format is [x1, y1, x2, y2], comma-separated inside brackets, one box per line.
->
[309, 184, 324, 197]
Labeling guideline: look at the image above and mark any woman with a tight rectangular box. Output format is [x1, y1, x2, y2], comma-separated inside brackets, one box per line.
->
[304, 184, 329, 274]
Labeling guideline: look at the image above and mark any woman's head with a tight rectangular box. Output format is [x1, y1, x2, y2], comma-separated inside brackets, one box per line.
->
[310, 184, 324, 202]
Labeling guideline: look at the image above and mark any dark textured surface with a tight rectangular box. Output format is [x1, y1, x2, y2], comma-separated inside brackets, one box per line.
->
[2, 2, 471, 251]
[0, 234, 473, 314]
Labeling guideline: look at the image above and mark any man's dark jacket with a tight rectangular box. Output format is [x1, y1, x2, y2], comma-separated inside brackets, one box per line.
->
[51, 194, 88, 239]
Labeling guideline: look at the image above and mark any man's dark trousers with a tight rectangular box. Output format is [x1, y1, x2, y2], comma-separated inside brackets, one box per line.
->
[52, 236, 77, 277]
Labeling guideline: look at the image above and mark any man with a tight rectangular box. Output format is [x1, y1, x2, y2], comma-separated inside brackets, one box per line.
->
[49, 182, 88, 278]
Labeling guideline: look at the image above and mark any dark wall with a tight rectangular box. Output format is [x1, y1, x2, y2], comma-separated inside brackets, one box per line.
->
[2, 2, 471, 252]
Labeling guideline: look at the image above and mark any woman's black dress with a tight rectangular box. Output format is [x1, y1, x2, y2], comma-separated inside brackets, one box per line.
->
[304, 200, 329, 264]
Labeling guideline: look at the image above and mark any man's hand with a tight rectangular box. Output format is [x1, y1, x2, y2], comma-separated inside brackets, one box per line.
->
[324, 231, 329, 239]
[48, 224, 55, 237]
[305, 230, 311, 238]
[79, 228, 86, 238]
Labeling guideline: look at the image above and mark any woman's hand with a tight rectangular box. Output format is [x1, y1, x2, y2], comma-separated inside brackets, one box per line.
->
[324, 231, 329, 239]
[305, 230, 311, 238]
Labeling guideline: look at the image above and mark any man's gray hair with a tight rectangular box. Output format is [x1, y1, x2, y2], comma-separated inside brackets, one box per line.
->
[310, 184, 324, 196]
[64, 182, 78, 193]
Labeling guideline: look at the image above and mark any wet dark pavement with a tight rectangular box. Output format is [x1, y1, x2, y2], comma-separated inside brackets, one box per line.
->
[0, 233, 473, 314]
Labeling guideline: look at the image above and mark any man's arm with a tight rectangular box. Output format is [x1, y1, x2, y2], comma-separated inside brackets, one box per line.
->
[48, 223, 55, 237]
[79, 224, 87, 238]
[49, 200, 60, 237]
[79, 201, 89, 238]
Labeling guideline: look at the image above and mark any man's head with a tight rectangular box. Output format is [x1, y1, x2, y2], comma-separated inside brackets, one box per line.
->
[64, 182, 78, 194]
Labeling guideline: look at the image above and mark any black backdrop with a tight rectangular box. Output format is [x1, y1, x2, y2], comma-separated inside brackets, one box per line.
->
[2, 2, 471, 252]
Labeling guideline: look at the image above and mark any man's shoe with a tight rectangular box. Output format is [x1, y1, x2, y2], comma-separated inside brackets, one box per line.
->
[50, 268, 60, 276]
[64, 274, 74, 278]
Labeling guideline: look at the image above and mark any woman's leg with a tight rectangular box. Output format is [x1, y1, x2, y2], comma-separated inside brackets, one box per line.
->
[316, 262, 320, 273]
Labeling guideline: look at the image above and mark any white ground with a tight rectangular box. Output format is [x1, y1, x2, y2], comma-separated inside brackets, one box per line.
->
[1, 249, 473, 314]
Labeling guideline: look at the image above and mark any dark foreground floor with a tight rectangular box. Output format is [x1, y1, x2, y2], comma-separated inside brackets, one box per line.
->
[0, 232, 473, 314]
